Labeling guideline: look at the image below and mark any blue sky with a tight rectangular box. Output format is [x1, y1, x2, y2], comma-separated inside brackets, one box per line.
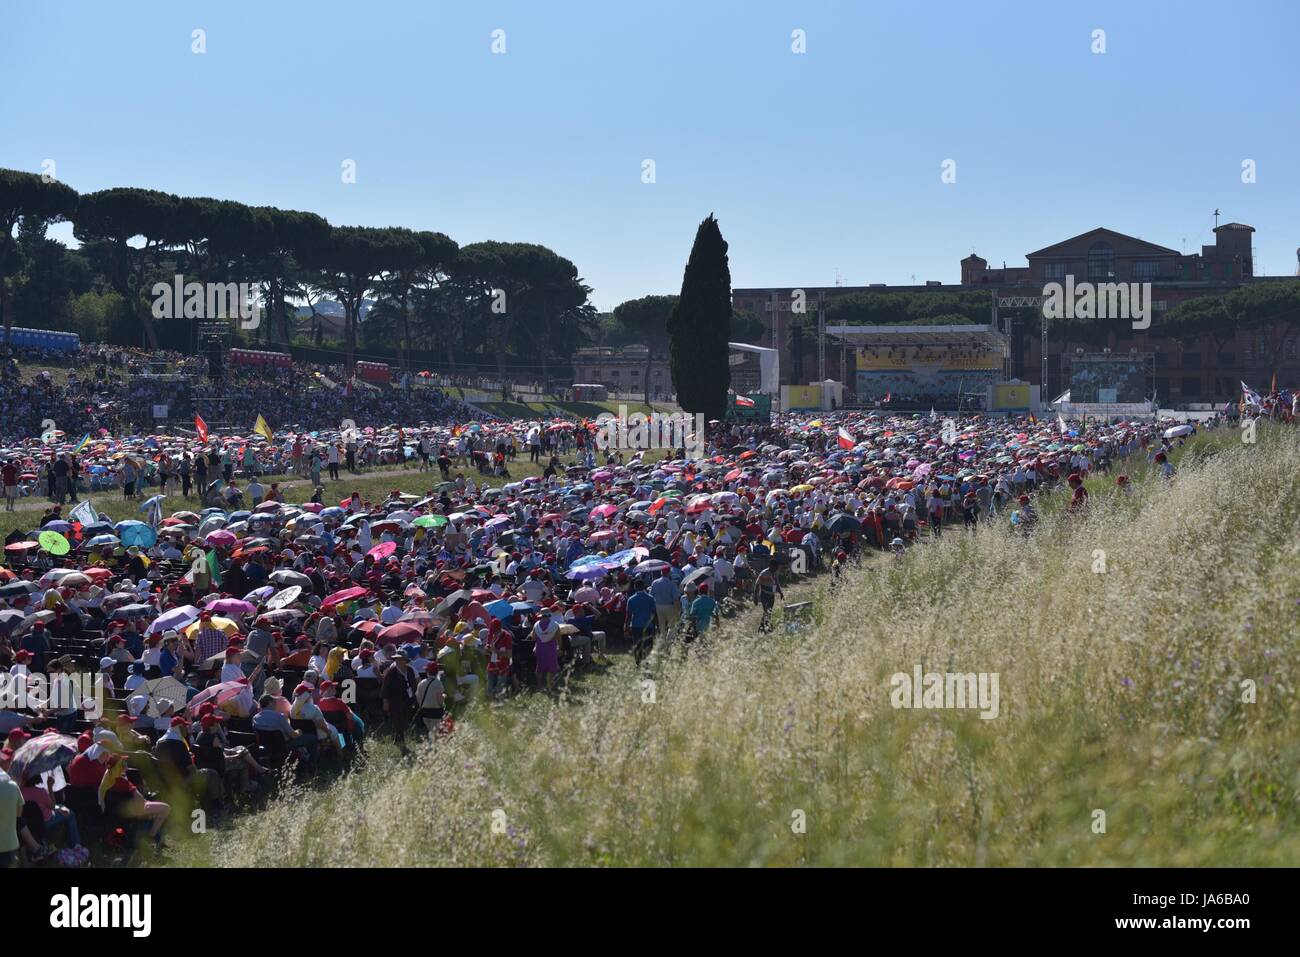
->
[3, 0, 1297, 310]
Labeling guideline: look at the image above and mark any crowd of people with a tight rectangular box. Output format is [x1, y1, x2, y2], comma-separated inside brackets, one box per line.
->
[1, 390, 1225, 867]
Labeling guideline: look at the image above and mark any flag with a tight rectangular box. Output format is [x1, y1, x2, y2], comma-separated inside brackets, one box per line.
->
[72, 433, 91, 455]
[1028, 413, 1038, 425]
[734, 395, 755, 408]
[69, 500, 98, 527]
[929, 408, 937, 421]
[206, 549, 222, 588]
[140, 494, 165, 529]
[1270, 371, 1277, 394]
[253, 414, 273, 442]
[837, 427, 856, 450]
[1057, 415, 1068, 434]
[194, 414, 209, 443]
[1241, 381, 1262, 408]
[883, 392, 891, 403]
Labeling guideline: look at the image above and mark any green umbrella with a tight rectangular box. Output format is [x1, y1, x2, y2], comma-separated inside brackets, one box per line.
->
[37, 530, 70, 556]
[413, 515, 449, 528]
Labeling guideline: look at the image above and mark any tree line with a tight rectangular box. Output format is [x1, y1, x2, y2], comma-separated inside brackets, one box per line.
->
[0, 168, 606, 382]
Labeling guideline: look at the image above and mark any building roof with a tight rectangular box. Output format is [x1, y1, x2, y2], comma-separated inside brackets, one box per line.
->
[1025, 227, 1180, 259]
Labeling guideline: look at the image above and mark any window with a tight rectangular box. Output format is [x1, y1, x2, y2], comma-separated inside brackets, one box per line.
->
[1154, 352, 1170, 367]
[1156, 377, 1170, 398]
[1181, 352, 1201, 368]
[1286, 339, 1297, 360]
[1087, 242, 1115, 280]
[1132, 261, 1159, 281]
[1181, 377, 1201, 396]
[1152, 300, 1169, 313]
[1217, 352, 1235, 366]
[1044, 262, 1067, 281]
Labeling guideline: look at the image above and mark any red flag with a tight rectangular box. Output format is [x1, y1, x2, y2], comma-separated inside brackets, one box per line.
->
[194, 414, 209, 443]
[735, 395, 755, 408]
[837, 427, 856, 450]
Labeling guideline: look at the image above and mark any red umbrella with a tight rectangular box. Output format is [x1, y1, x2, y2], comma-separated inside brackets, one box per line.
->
[367, 541, 397, 560]
[381, 621, 425, 644]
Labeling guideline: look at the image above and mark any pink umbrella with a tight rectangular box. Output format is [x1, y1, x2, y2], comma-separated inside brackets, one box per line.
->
[205, 529, 237, 548]
[322, 585, 369, 610]
[367, 541, 397, 560]
[204, 598, 257, 617]
[186, 679, 255, 717]
[589, 504, 619, 520]
[588, 529, 617, 542]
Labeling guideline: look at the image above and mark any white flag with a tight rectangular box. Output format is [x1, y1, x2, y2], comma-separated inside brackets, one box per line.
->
[69, 499, 98, 527]
[1057, 415, 1068, 434]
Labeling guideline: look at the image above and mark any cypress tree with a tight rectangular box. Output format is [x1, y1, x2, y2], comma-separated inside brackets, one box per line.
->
[667, 213, 732, 419]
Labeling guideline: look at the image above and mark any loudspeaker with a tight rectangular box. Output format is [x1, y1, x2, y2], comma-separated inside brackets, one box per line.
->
[207, 338, 224, 381]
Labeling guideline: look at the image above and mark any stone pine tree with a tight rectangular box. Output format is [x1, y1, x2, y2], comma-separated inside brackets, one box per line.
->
[667, 213, 732, 419]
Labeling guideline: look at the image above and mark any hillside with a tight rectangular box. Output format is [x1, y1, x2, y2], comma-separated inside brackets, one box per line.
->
[171, 425, 1300, 867]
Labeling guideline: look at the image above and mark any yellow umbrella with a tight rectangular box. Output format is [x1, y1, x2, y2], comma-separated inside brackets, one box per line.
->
[183, 616, 240, 638]
[791, 484, 814, 493]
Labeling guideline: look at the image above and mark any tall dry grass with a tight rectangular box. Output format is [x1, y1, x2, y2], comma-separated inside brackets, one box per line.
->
[171, 424, 1300, 867]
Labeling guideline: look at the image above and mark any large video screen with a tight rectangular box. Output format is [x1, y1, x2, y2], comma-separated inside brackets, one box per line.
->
[1068, 357, 1150, 404]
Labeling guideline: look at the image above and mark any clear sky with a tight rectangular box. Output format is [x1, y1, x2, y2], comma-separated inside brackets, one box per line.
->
[3, 0, 1297, 310]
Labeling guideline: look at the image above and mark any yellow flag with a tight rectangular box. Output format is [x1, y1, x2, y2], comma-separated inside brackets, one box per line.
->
[253, 414, 273, 442]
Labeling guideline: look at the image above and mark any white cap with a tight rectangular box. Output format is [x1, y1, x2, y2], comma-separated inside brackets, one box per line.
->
[99, 656, 116, 670]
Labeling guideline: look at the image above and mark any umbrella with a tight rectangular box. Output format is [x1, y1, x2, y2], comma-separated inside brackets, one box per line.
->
[116, 521, 157, 549]
[37, 530, 70, 556]
[380, 621, 425, 644]
[1164, 424, 1194, 439]
[146, 604, 201, 635]
[183, 616, 239, 638]
[85, 534, 121, 548]
[205, 598, 257, 617]
[244, 586, 277, 603]
[266, 585, 302, 610]
[8, 732, 79, 783]
[186, 679, 255, 718]
[0, 608, 27, 634]
[367, 541, 398, 560]
[138, 677, 190, 717]
[434, 589, 472, 614]
[484, 599, 516, 621]
[322, 586, 369, 610]
[204, 529, 238, 548]
[633, 559, 671, 575]
[567, 564, 612, 581]
[826, 513, 860, 534]
[256, 608, 306, 626]
[109, 603, 156, 620]
[269, 569, 311, 589]
[682, 566, 714, 588]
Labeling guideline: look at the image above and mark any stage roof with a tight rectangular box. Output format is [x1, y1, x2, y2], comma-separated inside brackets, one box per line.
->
[826, 323, 1007, 349]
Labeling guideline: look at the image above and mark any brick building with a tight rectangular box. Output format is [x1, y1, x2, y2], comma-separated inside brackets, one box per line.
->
[733, 222, 1300, 404]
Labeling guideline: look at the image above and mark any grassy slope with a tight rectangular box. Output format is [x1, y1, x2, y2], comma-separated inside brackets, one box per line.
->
[174, 425, 1300, 866]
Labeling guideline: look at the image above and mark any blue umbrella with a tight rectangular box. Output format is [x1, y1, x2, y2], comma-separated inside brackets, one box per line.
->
[86, 534, 121, 548]
[116, 521, 157, 549]
[568, 564, 612, 581]
[484, 599, 515, 621]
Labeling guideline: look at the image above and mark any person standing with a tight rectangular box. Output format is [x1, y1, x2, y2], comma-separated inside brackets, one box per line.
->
[1, 459, 17, 512]
[380, 653, 415, 753]
[532, 609, 561, 692]
[649, 568, 681, 639]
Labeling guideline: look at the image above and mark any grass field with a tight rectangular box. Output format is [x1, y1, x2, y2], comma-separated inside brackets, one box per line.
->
[160, 423, 1300, 867]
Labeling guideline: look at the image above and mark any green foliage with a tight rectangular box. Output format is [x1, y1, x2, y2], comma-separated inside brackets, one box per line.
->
[668, 214, 732, 418]
[823, 290, 986, 326]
